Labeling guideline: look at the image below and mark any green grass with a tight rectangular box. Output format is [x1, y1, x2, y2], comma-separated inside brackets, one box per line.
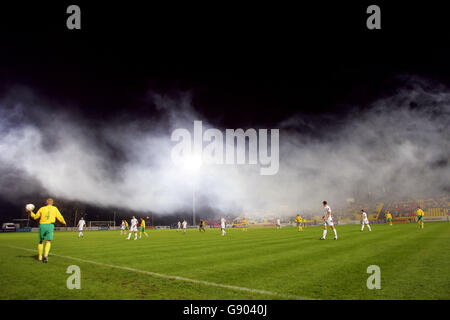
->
[0, 222, 449, 300]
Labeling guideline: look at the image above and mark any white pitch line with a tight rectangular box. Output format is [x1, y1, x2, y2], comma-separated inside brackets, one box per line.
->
[2, 244, 316, 300]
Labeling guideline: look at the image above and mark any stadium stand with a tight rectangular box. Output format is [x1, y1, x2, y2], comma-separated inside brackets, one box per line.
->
[377, 195, 449, 222]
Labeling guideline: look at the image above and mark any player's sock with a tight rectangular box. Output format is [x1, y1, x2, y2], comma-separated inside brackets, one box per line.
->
[361, 225, 364, 231]
[44, 242, 51, 257]
[368, 225, 371, 231]
[333, 229, 338, 239]
[127, 233, 131, 240]
[322, 229, 327, 239]
[38, 243, 43, 260]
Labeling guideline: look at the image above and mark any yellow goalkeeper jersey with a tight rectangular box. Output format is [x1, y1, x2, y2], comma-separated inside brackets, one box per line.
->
[295, 216, 302, 223]
[31, 205, 66, 225]
[417, 209, 424, 217]
[242, 219, 247, 224]
[125, 221, 128, 226]
[140, 220, 146, 228]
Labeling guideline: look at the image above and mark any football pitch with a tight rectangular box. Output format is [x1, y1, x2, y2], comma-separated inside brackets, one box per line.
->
[0, 222, 449, 300]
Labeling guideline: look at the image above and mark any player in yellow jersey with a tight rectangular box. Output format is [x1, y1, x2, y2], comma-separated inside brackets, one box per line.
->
[199, 219, 206, 232]
[241, 218, 248, 231]
[139, 218, 149, 238]
[124, 220, 129, 234]
[385, 211, 393, 226]
[416, 206, 425, 229]
[295, 214, 303, 231]
[26, 198, 66, 263]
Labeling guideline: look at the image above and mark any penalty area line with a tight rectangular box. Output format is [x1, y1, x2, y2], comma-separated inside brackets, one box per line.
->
[2, 244, 316, 300]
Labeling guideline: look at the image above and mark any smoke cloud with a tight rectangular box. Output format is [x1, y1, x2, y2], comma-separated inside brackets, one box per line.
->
[0, 78, 448, 217]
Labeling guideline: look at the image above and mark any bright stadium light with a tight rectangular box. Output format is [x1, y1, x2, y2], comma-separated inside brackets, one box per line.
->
[182, 154, 202, 226]
[183, 154, 202, 172]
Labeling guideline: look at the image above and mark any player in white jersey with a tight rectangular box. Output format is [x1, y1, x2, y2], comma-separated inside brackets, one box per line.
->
[127, 216, 138, 240]
[182, 220, 187, 233]
[120, 220, 126, 235]
[220, 216, 226, 236]
[320, 201, 338, 240]
[276, 218, 281, 229]
[360, 209, 372, 232]
[177, 220, 181, 232]
[77, 217, 86, 238]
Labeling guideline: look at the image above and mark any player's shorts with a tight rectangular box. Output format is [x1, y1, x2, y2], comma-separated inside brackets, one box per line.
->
[243, 224, 247, 228]
[78, 227, 84, 231]
[297, 222, 301, 227]
[130, 226, 138, 232]
[140, 227, 145, 232]
[221, 224, 225, 229]
[39, 224, 54, 241]
[387, 218, 391, 222]
[417, 216, 423, 221]
[125, 227, 129, 230]
[323, 218, 334, 227]
[362, 219, 369, 225]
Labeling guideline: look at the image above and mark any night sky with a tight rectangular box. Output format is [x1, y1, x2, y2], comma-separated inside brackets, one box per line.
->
[0, 2, 449, 224]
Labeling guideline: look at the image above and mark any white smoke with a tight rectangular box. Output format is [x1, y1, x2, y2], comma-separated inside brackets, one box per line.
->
[0, 79, 448, 216]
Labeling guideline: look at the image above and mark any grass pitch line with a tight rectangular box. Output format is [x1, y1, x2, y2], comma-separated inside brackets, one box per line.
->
[3, 244, 316, 300]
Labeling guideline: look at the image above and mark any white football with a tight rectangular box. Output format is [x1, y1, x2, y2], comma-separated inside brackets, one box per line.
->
[25, 204, 35, 211]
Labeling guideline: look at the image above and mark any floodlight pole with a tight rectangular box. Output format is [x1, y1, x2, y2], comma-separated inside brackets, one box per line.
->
[193, 182, 196, 226]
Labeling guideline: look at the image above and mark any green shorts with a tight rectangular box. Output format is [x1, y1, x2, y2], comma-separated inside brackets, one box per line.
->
[125, 227, 129, 230]
[140, 227, 145, 232]
[39, 224, 54, 242]
[243, 224, 247, 228]
[387, 218, 391, 222]
[417, 216, 423, 221]
[297, 222, 301, 227]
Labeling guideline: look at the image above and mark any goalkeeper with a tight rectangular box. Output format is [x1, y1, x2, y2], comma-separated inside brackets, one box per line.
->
[26, 198, 66, 263]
